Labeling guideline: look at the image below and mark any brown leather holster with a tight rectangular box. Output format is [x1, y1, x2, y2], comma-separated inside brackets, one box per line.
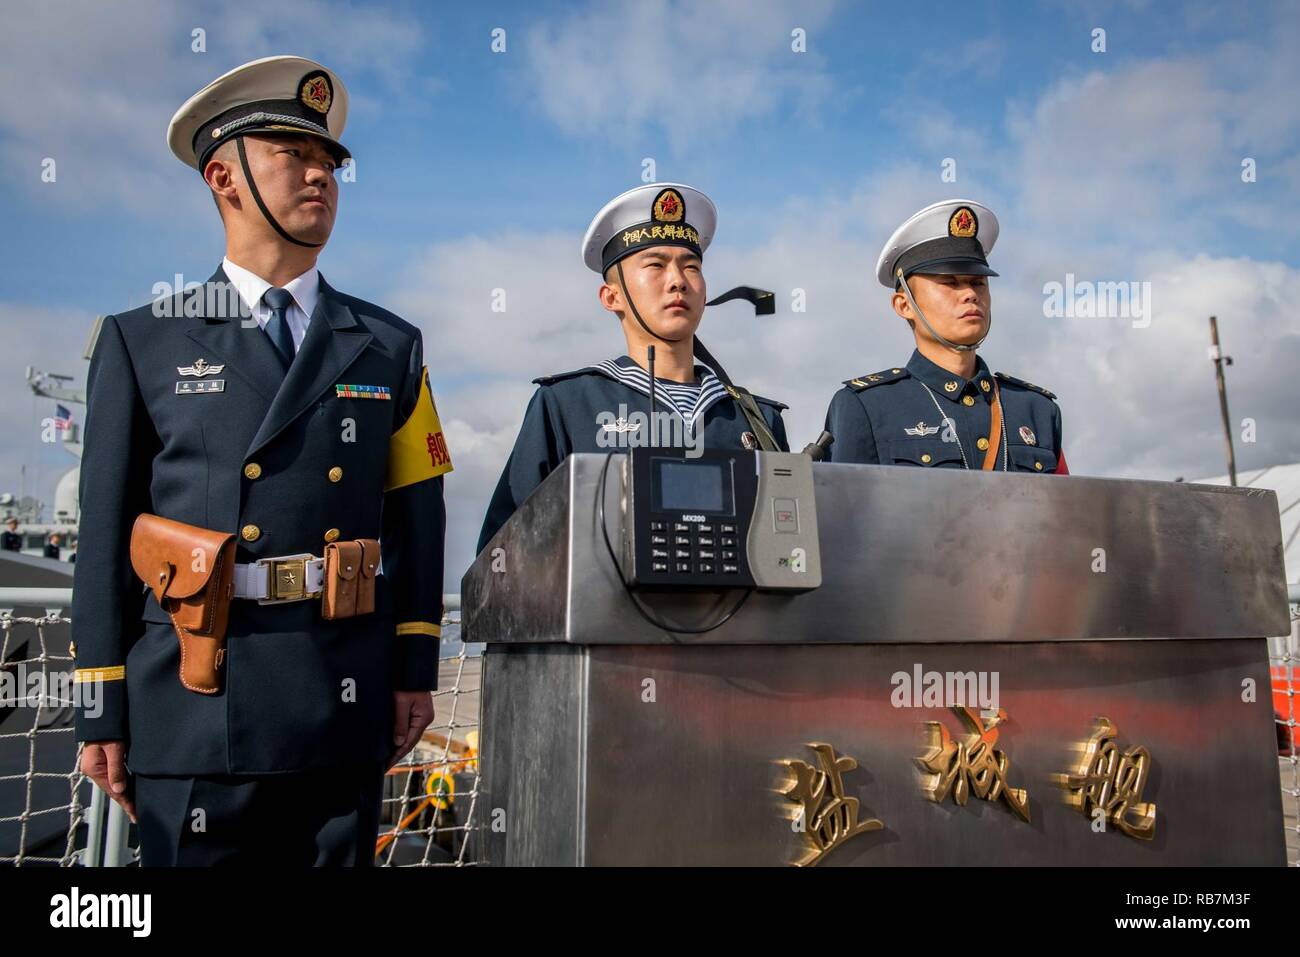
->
[321, 539, 379, 620]
[130, 514, 236, 695]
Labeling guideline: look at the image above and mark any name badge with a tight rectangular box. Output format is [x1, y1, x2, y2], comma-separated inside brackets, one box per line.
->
[336, 384, 391, 400]
[176, 379, 225, 394]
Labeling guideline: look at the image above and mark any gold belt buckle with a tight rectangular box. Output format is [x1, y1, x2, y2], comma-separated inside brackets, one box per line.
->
[258, 554, 316, 604]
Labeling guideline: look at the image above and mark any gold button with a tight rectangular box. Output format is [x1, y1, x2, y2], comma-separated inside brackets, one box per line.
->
[1034, 461, 1043, 471]
[962, 395, 975, 406]
[980, 380, 990, 392]
[920, 453, 932, 464]
[324, 528, 340, 543]
[241, 524, 261, 542]
[976, 437, 989, 451]
[328, 466, 343, 483]
[892, 368, 901, 373]
[244, 463, 262, 480]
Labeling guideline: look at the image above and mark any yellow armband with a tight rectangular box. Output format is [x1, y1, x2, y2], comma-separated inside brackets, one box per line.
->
[386, 367, 453, 492]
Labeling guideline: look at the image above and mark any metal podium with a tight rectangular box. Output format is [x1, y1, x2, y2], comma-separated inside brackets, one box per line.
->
[462, 454, 1289, 866]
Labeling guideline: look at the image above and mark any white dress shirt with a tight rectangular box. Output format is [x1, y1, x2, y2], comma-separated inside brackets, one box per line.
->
[221, 257, 320, 354]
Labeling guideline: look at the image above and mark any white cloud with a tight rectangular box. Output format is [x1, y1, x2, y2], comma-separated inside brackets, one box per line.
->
[0, 0, 430, 215]
[1002, 26, 1300, 247]
[518, 0, 837, 142]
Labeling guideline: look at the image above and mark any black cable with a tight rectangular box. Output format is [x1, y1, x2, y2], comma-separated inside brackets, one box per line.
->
[596, 451, 753, 636]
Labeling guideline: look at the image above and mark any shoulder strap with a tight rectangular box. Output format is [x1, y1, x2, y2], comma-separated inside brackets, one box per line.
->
[532, 366, 599, 386]
[994, 371, 1056, 400]
[846, 368, 909, 391]
[692, 337, 781, 452]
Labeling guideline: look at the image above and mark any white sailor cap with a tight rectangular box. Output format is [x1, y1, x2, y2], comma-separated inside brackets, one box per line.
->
[875, 199, 1000, 288]
[167, 55, 351, 171]
[582, 183, 717, 274]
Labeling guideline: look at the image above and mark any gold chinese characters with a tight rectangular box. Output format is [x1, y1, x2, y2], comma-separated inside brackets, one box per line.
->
[1053, 716, 1157, 840]
[915, 706, 1030, 821]
[780, 742, 884, 867]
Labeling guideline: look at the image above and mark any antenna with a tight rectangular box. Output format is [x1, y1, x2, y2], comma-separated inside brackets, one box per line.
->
[1208, 316, 1237, 486]
[647, 345, 657, 449]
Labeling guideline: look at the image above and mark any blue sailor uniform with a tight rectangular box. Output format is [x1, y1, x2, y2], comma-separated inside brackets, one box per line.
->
[824, 349, 1063, 473]
[478, 355, 789, 552]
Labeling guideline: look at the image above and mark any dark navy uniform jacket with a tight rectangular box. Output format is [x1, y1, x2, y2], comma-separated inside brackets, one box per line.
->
[478, 355, 789, 552]
[72, 267, 449, 776]
[824, 349, 1064, 473]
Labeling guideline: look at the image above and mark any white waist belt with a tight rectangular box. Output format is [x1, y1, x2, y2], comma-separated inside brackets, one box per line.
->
[232, 554, 327, 603]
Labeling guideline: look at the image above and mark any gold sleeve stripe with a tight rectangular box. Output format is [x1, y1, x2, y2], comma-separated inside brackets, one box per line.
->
[386, 367, 454, 492]
[396, 621, 441, 638]
[74, 666, 125, 683]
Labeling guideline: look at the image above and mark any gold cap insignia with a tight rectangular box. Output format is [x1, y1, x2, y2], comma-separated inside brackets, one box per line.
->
[300, 72, 332, 114]
[948, 206, 978, 238]
[652, 188, 685, 223]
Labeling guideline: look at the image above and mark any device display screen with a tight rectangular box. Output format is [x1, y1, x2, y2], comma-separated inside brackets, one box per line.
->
[653, 458, 734, 515]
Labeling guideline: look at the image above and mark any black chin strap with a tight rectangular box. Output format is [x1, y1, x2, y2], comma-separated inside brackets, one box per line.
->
[896, 267, 987, 353]
[235, 136, 322, 249]
[609, 265, 779, 451]
[615, 259, 683, 344]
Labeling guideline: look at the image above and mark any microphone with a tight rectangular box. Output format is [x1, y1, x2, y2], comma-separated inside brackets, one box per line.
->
[802, 430, 835, 461]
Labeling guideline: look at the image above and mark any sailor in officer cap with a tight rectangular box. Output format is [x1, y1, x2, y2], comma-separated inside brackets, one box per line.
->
[822, 199, 1067, 473]
[477, 182, 790, 552]
[73, 56, 452, 865]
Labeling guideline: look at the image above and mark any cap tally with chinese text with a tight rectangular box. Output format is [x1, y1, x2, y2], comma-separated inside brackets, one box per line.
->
[582, 183, 717, 274]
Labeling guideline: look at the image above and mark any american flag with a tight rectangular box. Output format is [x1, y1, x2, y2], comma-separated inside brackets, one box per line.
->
[54, 404, 73, 430]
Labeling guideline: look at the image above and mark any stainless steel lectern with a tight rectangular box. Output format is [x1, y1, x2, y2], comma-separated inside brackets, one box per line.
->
[462, 455, 1289, 866]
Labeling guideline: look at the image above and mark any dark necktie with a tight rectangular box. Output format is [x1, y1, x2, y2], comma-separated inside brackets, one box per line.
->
[262, 287, 296, 370]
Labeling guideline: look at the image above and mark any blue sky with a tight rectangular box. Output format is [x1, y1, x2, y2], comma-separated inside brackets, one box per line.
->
[2, 0, 1298, 578]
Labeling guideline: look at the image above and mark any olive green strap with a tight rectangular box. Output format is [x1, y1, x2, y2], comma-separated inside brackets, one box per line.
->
[724, 384, 780, 452]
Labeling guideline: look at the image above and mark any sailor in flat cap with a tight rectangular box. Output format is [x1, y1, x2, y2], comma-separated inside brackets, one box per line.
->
[477, 182, 790, 552]
[823, 200, 1067, 473]
[73, 56, 453, 865]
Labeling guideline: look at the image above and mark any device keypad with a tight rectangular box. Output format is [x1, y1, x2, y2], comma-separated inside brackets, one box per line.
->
[653, 519, 741, 575]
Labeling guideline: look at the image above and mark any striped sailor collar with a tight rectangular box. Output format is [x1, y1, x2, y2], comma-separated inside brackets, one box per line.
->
[592, 355, 729, 428]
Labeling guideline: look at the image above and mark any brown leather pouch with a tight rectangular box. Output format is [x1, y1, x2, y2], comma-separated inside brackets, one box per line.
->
[357, 539, 379, 614]
[129, 513, 236, 694]
[322, 538, 379, 620]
